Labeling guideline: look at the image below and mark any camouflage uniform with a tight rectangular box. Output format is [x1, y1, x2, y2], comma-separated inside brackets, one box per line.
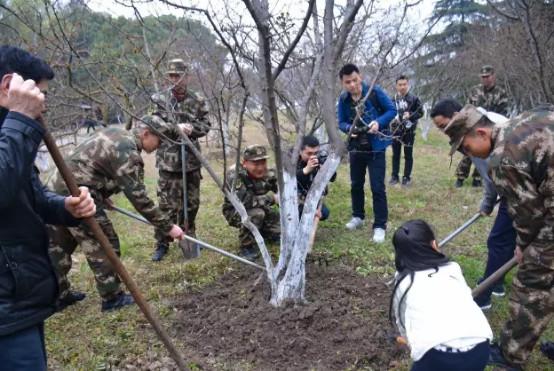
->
[456, 66, 511, 182]
[152, 61, 211, 247]
[48, 124, 173, 301]
[446, 105, 554, 368]
[222, 145, 280, 249]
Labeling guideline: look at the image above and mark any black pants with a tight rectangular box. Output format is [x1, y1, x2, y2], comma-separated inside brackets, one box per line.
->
[411, 341, 490, 371]
[0, 323, 47, 370]
[391, 128, 415, 180]
[349, 151, 388, 229]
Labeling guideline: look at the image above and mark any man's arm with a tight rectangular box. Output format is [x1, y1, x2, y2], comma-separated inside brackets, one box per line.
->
[115, 152, 173, 234]
[495, 90, 510, 117]
[189, 96, 211, 139]
[471, 157, 498, 215]
[493, 162, 544, 249]
[337, 94, 352, 133]
[372, 86, 397, 130]
[32, 169, 80, 226]
[409, 96, 424, 122]
[0, 112, 45, 208]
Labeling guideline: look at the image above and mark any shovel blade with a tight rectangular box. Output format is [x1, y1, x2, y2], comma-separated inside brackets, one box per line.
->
[179, 239, 200, 260]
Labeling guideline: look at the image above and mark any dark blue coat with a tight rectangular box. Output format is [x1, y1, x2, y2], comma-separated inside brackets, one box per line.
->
[337, 83, 396, 152]
[0, 107, 78, 336]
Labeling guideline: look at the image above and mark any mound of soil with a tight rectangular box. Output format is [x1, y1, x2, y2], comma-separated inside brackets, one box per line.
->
[171, 263, 408, 370]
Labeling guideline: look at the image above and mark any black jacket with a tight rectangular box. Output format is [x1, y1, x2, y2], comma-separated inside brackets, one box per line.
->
[0, 108, 78, 336]
[296, 157, 337, 199]
[391, 92, 424, 129]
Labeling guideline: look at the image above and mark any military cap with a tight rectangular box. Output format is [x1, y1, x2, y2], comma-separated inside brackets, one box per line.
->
[444, 104, 484, 156]
[166, 58, 188, 75]
[140, 115, 172, 139]
[479, 65, 495, 77]
[243, 144, 269, 161]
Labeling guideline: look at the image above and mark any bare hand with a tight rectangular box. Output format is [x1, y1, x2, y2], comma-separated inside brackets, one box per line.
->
[368, 121, 379, 134]
[179, 123, 193, 136]
[273, 193, 280, 205]
[315, 209, 322, 219]
[169, 224, 184, 240]
[402, 112, 410, 120]
[64, 186, 96, 219]
[514, 246, 523, 263]
[479, 209, 491, 217]
[304, 155, 319, 174]
[6, 73, 45, 119]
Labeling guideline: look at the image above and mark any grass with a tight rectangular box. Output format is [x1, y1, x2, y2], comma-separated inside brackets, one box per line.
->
[45, 122, 553, 370]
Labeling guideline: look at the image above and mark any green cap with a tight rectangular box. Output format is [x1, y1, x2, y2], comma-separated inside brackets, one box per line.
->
[140, 115, 172, 139]
[166, 58, 188, 75]
[243, 144, 269, 161]
[480, 65, 494, 77]
[444, 104, 484, 156]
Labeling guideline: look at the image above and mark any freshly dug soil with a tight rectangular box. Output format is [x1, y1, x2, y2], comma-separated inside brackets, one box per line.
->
[171, 262, 408, 370]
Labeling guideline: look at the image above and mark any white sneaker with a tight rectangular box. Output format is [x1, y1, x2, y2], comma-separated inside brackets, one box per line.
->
[345, 217, 364, 230]
[373, 228, 386, 243]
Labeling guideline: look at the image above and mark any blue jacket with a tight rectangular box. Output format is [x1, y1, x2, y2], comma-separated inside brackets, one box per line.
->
[0, 107, 78, 336]
[337, 82, 396, 152]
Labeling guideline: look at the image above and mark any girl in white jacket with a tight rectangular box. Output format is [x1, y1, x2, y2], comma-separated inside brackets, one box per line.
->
[389, 219, 493, 371]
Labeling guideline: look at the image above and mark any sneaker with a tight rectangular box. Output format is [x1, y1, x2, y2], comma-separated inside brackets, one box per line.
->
[372, 228, 386, 243]
[101, 292, 135, 312]
[57, 290, 86, 312]
[474, 295, 492, 311]
[401, 177, 411, 187]
[239, 246, 259, 261]
[389, 177, 399, 185]
[488, 343, 523, 371]
[345, 217, 364, 230]
[455, 179, 464, 188]
[472, 178, 482, 187]
[152, 243, 169, 262]
[492, 284, 506, 297]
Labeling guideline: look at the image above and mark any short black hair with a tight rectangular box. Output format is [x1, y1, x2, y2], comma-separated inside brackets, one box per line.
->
[0, 45, 55, 83]
[339, 64, 360, 79]
[396, 75, 409, 83]
[430, 99, 462, 119]
[301, 135, 320, 149]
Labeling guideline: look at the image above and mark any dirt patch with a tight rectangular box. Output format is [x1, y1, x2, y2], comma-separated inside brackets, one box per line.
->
[170, 263, 407, 370]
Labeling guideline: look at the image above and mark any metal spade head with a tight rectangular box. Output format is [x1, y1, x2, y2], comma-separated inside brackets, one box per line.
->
[179, 240, 200, 260]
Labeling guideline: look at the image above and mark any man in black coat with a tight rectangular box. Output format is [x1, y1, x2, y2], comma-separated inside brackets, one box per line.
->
[0, 45, 96, 370]
[389, 75, 423, 187]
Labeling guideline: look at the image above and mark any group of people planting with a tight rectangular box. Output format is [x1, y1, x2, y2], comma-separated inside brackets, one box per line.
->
[0, 44, 552, 371]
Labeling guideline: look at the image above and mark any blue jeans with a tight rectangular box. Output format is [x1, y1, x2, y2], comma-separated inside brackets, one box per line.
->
[298, 203, 330, 221]
[475, 199, 516, 303]
[0, 323, 47, 370]
[349, 151, 388, 229]
[411, 341, 490, 371]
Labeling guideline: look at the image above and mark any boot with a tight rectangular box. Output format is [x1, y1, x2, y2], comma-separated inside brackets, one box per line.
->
[56, 290, 86, 312]
[152, 243, 169, 262]
[101, 292, 135, 312]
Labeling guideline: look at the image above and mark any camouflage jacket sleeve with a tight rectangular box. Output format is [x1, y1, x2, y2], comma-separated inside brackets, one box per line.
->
[493, 88, 510, 117]
[114, 151, 173, 234]
[491, 152, 546, 249]
[190, 94, 211, 140]
[467, 86, 480, 106]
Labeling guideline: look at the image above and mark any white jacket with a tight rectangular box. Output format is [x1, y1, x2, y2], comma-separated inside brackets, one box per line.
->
[393, 262, 493, 361]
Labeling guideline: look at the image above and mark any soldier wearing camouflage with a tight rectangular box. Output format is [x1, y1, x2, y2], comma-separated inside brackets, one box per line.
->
[48, 121, 176, 303]
[222, 145, 280, 255]
[151, 58, 211, 259]
[456, 65, 511, 186]
[444, 104, 554, 368]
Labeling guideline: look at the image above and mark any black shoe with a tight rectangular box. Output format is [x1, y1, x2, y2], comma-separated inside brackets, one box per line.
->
[488, 343, 523, 370]
[401, 177, 411, 187]
[540, 341, 554, 361]
[152, 243, 169, 262]
[492, 283, 506, 297]
[474, 295, 492, 311]
[239, 246, 259, 261]
[56, 290, 86, 312]
[389, 177, 399, 185]
[472, 178, 482, 187]
[101, 292, 135, 312]
[455, 179, 464, 188]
